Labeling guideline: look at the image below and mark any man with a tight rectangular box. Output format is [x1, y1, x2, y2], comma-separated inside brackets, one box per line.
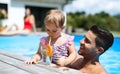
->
[68, 25, 114, 74]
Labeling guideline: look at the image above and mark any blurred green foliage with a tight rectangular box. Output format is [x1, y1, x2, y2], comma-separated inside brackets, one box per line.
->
[67, 11, 120, 31]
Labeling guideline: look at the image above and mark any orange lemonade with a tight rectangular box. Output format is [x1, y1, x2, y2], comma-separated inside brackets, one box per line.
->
[46, 44, 53, 56]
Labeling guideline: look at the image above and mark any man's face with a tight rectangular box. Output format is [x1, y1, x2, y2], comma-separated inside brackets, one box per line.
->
[78, 30, 98, 56]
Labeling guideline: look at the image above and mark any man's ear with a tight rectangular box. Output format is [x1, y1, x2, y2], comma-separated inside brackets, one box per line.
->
[97, 47, 104, 54]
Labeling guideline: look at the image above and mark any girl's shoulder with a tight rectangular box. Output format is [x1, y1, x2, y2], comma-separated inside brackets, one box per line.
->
[40, 36, 49, 45]
[60, 33, 74, 46]
[62, 33, 74, 40]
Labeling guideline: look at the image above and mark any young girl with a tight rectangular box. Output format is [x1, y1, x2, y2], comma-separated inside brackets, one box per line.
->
[25, 9, 76, 66]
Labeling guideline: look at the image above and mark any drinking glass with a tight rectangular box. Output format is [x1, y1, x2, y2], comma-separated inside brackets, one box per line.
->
[41, 45, 52, 65]
[41, 46, 46, 62]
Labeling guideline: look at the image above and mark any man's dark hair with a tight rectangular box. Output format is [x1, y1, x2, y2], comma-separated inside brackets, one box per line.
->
[90, 25, 114, 53]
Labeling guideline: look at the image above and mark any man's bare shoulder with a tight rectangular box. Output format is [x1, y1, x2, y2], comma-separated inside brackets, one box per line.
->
[66, 55, 83, 69]
[98, 66, 108, 74]
[95, 69, 107, 74]
[93, 62, 108, 74]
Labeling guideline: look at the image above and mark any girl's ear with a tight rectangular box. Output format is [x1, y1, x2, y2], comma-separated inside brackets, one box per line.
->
[97, 47, 104, 54]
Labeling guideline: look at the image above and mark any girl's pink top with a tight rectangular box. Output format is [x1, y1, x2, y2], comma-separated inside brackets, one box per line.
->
[40, 35, 74, 63]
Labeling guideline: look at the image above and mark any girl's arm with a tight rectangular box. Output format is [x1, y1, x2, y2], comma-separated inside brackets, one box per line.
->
[24, 43, 42, 64]
[57, 42, 77, 66]
[64, 42, 76, 65]
[31, 46, 41, 62]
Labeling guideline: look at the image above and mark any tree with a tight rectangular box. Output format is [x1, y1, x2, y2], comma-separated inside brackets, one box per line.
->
[67, 11, 120, 32]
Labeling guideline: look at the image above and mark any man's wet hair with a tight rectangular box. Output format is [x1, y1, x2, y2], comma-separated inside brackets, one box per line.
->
[90, 25, 114, 53]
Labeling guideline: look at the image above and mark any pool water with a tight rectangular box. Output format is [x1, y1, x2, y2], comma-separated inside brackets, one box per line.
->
[0, 35, 120, 74]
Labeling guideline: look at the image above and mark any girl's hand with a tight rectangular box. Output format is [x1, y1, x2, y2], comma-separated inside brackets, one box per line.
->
[24, 58, 39, 64]
[56, 57, 66, 66]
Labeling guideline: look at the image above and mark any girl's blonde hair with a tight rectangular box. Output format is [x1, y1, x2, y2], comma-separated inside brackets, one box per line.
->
[44, 9, 65, 28]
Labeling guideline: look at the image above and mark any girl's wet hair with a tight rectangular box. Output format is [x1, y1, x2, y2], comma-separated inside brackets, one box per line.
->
[44, 9, 65, 28]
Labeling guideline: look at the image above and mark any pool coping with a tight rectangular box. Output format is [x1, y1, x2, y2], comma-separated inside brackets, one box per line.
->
[0, 50, 84, 74]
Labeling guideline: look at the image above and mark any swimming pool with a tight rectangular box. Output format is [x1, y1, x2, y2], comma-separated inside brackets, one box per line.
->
[0, 35, 120, 74]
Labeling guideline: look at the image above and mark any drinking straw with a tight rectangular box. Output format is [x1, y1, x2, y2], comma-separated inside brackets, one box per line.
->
[46, 36, 52, 64]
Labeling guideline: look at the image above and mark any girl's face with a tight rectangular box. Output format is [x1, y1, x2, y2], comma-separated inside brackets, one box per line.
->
[45, 24, 63, 39]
